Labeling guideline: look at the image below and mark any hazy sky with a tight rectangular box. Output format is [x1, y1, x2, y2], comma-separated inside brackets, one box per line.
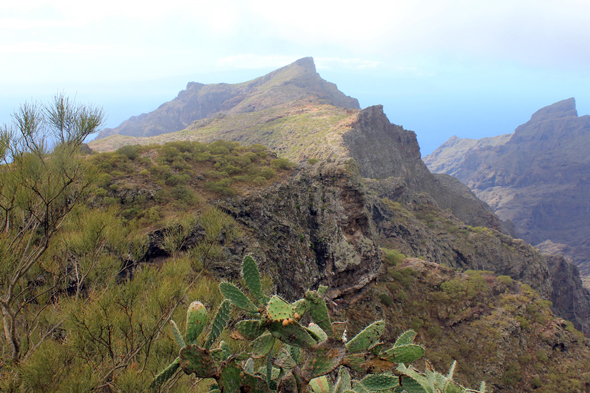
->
[2, 0, 590, 154]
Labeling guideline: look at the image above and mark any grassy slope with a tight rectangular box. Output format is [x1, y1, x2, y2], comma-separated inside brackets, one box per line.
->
[89, 103, 359, 162]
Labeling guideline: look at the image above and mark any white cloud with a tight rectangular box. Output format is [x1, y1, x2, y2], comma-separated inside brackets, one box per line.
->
[0, 42, 112, 54]
[216, 54, 301, 69]
[216, 55, 383, 72]
[0, 19, 80, 29]
[315, 58, 382, 70]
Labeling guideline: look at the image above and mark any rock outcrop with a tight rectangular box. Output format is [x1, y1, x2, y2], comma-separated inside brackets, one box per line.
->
[546, 254, 590, 335]
[216, 159, 381, 302]
[423, 98, 590, 278]
[342, 105, 516, 236]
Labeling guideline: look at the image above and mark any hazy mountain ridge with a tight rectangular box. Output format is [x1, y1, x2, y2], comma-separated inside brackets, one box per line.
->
[96, 57, 359, 140]
[424, 98, 590, 280]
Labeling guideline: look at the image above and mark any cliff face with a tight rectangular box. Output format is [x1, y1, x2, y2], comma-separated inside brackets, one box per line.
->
[342, 105, 516, 237]
[96, 57, 359, 139]
[216, 159, 381, 302]
[546, 255, 590, 335]
[423, 98, 590, 278]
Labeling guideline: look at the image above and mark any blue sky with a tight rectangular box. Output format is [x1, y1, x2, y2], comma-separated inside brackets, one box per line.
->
[2, 0, 590, 155]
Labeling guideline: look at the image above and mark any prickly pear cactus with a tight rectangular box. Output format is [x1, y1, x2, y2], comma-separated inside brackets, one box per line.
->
[151, 255, 485, 393]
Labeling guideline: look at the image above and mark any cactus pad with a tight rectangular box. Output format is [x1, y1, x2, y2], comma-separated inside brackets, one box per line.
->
[305, 290, 333, 337]
[277, 372, 299, 393]
[383, 344, 425, 364]
[219, 282, 258, 313]
[273, 346, 298, 369]
[186, 301, 208, 344]
[251, 332, 276, 358]
[150, 357, 180, 388]
[307, 323, 328, 343]
[334, 366, 352, 392]
[219, 340, 232, 360]
[266, 295, 294, 321]
[242, 256, 264, 302]
[351, 380, 370, 393]
[289, 345, 302, 364]
[242, 373, 273, 393]
[219, 362, 241, 393]
[345, 320, 385, 353]
[303, 339, 346, 378]
[369, 342, 384, 356]
[268, 320, 317, 349]
[293, 298, 307, 317]
[397, 374, 427, 393]
[360, 374, 400, 391]
[232, 319, 266, 340]
[178, 345, 218, 378]
[309, 376, 331, 393]
[244, 357, 255, 374]
[170, 320, 186, 348]
[204, 300, 231, 349]
[394, 329, 417, 347]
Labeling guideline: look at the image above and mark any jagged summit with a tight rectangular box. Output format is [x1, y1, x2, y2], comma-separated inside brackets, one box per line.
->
[424, 98, 590, 280]
[96, 57, 359, 139]
[530, 97, 578, 122]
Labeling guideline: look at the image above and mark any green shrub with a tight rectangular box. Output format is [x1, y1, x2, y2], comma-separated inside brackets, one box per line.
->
[379, 293, 394, 306]
[260, 167, 276, 179]
[166, 173, 191, 186]
[96, 173, 113, 188]
[271, 158, 295, 170]
[116, 145, 140, 160]
[172, 185, 198, 205]
[497, 275, 513, 286]
[537, 350, 549, 363]
[518, 354, 532, 365]
[502, 362, 521, 387]
[195, 152, 213, 162]
[410, 317, 425, 330]
[204, 180, 235, 196]
[515, 315, 530, 331]
[441, 279, 467, 300]
[382, 247, 406, 266]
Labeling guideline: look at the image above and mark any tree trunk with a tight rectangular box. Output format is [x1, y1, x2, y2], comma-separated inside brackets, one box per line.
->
[1, 303, 20, 362]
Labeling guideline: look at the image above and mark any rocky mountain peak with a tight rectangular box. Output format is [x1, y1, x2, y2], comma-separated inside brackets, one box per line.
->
[95, 57, 359, 140]
[529, 97, 578, 122]
[291, 56, 316, 72]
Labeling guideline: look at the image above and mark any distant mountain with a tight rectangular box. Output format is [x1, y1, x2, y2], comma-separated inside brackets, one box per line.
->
[424, 98, 590, 278]
[95, 57, 359, 140]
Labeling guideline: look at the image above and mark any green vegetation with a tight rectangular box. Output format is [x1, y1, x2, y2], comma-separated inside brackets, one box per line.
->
[152, 255, 485, 393]
[87, 140, 294, 227]
[0, 94, 104, 363]
[381, 247, 406, 266]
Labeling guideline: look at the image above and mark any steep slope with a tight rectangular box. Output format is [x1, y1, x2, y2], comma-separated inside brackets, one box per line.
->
[424, 98, 590, 277]
[342, 105, 516, 236]
[95, 57, 359, 139]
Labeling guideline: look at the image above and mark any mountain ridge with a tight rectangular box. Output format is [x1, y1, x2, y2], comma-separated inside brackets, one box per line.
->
[424, 98, 590, 281]
[96, 57, 359, 140]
